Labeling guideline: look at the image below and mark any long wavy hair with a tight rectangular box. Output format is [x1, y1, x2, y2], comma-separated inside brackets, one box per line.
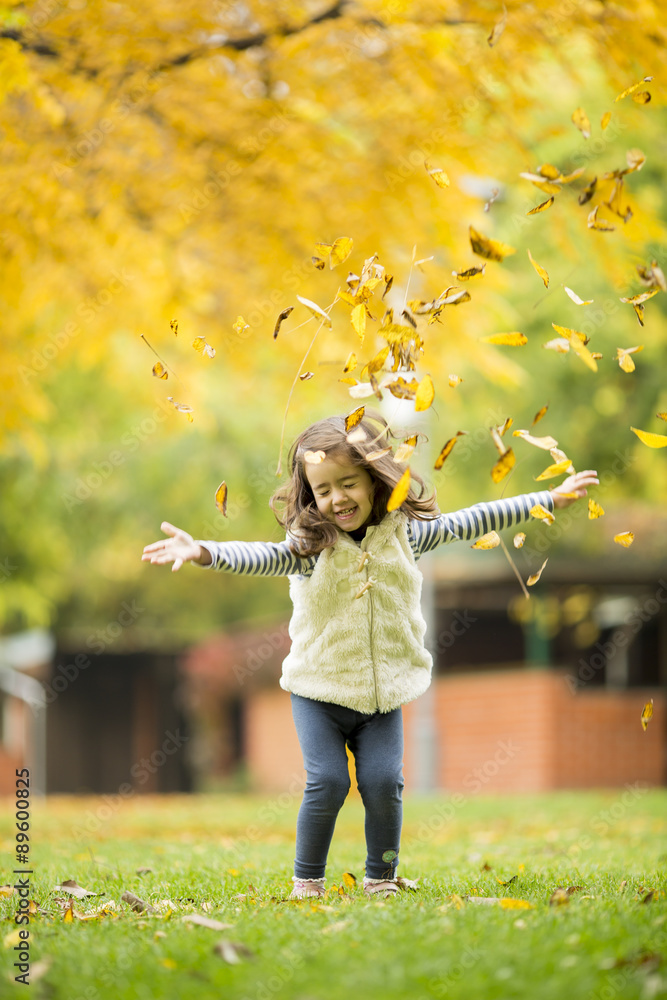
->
[270, 410, 440, 557]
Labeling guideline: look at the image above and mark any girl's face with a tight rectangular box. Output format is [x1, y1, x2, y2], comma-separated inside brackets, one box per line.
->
[304, 454, 375, 533]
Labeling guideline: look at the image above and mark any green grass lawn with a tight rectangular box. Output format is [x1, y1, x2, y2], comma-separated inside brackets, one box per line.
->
[1, 789, 666, 1000]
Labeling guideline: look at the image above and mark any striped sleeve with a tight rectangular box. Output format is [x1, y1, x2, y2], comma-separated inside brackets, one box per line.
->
[193, 537, 317, 577]
[407, 490, 555, 558]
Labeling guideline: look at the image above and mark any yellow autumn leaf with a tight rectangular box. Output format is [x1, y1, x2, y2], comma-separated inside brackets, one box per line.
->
[297, 294, 332, 328]
[630, 426, 667, 448]
[571, 106, 591, 138]
[330, 237, 354, 268]
[499, 899, 534, 910]
[4, 929, 22, 948]
[632, 90, 651, 104]
[387, 467, 411, 512]
[520, 172, 561, 194]
[588, 499, 604, 519]
[414, 374, 435, 412]
[424, 160, 450, 188]
[342, 872, 357, 888]
[192, 336, 215, 358]
[657, 413, 667, 422]
[615, 75, 652, 102]
[513, 532, 526, 549]
[534, 458, 572, 481]
[551, 324, 598, 372]
[563, 286, 593, 305]
[434, 432, 466, 469]
[527, 558, 548, 586]
[616, 346, 643, 373]
[232, 316, 249, 337]
[166, 397, 194, 421]
[273, 306, 294, 340]
[641, 699, 653, 731]
[345, 406, 365, 432]
[394, 435, 418, 463]
[578, 177, 597, 205]
[513, 430, 559, 450]
[530, 504, 555, 525]
[601, 111, 612, 129]
[527, 196, 554, 215]
[481, 332, 527, 346]
[215, 481, 228, 516]
[614, 531, 634, 547]
[469, 225, 516, 261]
[351, 302, 366, 340]
[487, 4, 507, 46]
[527, 249, 549, 288]
[472, 531, 501, 549]
[532, 404, 548, 425]
[152, 361, 168, 379]
[367, 447, 392, 461]
[343, 352, 357, 373]
[587, 205, 615, 232]
[491, 448, 515, 483]
[448, 374, 463, 387]
[452, 265, 486, 280]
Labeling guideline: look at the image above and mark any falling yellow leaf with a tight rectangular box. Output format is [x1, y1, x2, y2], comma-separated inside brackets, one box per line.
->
[170, 318, 178, 336]
[299, 371, 314, 381]
[527, 196, 554, 215]
[166, 397, 194, 422]
[491, 448, 515, 483]
[532, 404, 548, 425]
[487, 3, 507, 45]
[297, 294, 332, 328]
[551, 324, 598, 372]
[578, 177, 597, 205]
[632, 91, 651, 104]
[343, 352, 357, 373]
[513, 429, 559, 450]
[386, 376, 418, 400]
[588, 499, 605, 519]
[472, 531, 501, 550]
[537, 163, 560, 179]
[527, 558, 548, 586]
[452, 265, 486, 280]
[616, 346, 644, 373]
[481, 332, 527, 346]
[630, 426, 667, 448]
[344, 406, 365, 432]
[587, 205, 615, 232]
[637, 260, 666, 291]
[571, 106, 591, 138]
[351, 302, 366, 340]
[513, 533, 526, 549]
[304, 450, 326, 464]
[192, 336, 215, 358]
[520, 172, 561, 195]
[534, 459, 572, 481]
[527, 249, 549, 287]
[469, 225, 516, 261]
[530, 504, 555, 526]
[152, 361, 168, 379]
[367, 447, 392, 462]
[601, 111, 612, 129]
[232, 315, 249, 337]
[614, 531, 635, 547]
[424, 161, 450, 188]
[657, 413, 667, 422]
[448, 374, 464, 387]
[615, 75, 653, 102]
[414, 374, 435, 412]
[434, 432, 466, 469]
[215, 482, 228, 516]
[342, 872, 357, 888]
[641, 699, 654, 731]
[394, 435, 418, 463]
[620, 290, 658, 305]
[330, 237, 354, 268]
[273, 306, 294, 340]
[563, 286, 593, 306]
[387, 467, 411, 512]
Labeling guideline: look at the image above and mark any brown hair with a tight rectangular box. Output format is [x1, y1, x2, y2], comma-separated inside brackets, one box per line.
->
[270, 410, 440, 557]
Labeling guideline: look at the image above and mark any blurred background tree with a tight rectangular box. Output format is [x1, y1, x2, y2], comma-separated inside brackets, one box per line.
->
[1, 0, 666, 647]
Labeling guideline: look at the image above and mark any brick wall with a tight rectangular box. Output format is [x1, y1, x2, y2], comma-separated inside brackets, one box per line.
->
[244, 670, 666, 794]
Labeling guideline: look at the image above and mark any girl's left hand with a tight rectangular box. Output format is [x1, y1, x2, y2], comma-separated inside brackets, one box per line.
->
[550, 470, 599, 509]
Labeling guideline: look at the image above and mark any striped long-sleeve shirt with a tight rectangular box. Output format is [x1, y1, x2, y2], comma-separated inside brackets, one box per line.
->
[194, 490, 554, 578]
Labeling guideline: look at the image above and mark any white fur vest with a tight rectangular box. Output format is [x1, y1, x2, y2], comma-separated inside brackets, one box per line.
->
[279, 510, 432, 714]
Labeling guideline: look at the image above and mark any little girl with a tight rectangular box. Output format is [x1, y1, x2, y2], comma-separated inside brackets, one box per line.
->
[141, 411, 598, 899]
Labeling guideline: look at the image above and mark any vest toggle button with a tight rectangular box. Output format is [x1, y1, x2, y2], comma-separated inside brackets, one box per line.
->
[357, 551, 372, 572]
[354, 577, 375, 600]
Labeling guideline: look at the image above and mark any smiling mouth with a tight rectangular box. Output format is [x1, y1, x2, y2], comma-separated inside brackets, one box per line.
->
[334, 506, 357, 519]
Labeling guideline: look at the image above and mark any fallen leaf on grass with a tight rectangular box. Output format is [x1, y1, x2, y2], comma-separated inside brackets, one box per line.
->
[182, 914, 234, 931]
[136, 867, 153, 876]
[121, 891, 156, 914]
[54, 880, 100, 899]
[213, 938, 255, 965]
[0, 886, 14, 898]
[342, 872, 357, 889]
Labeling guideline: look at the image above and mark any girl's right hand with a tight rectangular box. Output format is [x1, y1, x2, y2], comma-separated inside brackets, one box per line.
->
[141, 522, 204, 572]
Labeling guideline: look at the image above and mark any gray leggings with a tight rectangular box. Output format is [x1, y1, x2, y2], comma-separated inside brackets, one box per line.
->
[290, 693, 404, 880]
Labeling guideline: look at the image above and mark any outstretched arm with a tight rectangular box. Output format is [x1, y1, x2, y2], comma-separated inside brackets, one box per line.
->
[549, 470, 599, 509]
[142, 522, 208, 572]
